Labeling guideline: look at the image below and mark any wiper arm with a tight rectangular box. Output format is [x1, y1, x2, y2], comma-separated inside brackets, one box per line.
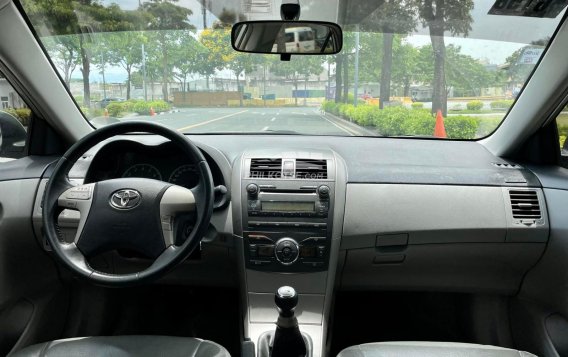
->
[261, 129, 301, 135]
[183, 130, 302, 135]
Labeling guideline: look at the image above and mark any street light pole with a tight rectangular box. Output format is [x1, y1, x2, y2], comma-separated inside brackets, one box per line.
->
[142, 43, 147, 101]
[138, 0, 148, 101]
[353, 25, 360, 107]
[202, 0, 207, 29]
[263, 64, 267, 106]
[327, 61, 331, 99]
[101, 51, 107, 99]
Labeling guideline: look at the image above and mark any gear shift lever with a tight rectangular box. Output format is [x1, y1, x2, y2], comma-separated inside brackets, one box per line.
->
[275, 286, 298, 317]
[271, 286, 307, 357]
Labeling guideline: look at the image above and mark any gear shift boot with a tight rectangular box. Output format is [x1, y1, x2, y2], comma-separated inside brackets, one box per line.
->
[257, 330, 313, 357]
[257, 286, 310, 357]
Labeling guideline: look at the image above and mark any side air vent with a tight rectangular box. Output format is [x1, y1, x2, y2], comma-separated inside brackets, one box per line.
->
[296, 159, 327, 179]
[509, 190, 541, 219]
[250, 158, 282, 178]
[493, 162, 523, 169]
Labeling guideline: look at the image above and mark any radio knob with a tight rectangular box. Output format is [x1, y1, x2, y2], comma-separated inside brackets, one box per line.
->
[317, 185, 330, 198]
[246, 183, 259, 196]
[275, 238, 299, 265]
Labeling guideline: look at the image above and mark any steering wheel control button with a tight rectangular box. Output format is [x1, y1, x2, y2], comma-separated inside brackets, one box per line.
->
[161, 215, 173, 231]
[61, 200, 77, 209]
[275, 238, 299, 265]
[109, 189, 142, 210]
[66, 186, 93, 200]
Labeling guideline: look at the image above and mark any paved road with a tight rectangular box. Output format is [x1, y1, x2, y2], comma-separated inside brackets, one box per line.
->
[121, 107, 373, 136]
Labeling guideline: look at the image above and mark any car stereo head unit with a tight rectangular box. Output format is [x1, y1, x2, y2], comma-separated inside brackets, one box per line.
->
[246, 183, 330, 218]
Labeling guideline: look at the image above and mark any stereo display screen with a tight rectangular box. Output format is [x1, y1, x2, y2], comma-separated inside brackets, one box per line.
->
[261, 201, 315, 213]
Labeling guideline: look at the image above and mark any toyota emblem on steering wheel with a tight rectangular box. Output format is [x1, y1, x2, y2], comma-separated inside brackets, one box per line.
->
[110, 189, 142, 210]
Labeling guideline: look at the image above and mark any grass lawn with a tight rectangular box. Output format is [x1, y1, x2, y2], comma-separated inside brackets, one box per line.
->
[472, 115, 505, 138]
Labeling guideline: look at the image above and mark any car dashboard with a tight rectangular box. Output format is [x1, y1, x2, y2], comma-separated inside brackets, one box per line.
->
[29, 134, 551, 357]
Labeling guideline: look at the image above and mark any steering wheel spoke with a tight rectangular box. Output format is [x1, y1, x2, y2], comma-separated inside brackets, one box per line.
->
[57, 183, 95, 243]
[160, 185, 197, 247]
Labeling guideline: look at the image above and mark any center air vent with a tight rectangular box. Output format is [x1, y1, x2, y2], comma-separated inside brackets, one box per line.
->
[509, 190, 541, 219]
[250, 158, 282, 178]
[296, 159, 327, 179]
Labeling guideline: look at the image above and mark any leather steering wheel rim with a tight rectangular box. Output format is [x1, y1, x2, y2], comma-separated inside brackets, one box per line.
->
[42, 121, 214, 287]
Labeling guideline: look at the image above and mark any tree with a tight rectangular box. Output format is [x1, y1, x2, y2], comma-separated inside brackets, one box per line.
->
[357, 32, 383, 84]
[416, 0, 474, 115]
[391, 42, 419, 97]
[142, 0, 195, 100]
[335, 31, 356, 103]
[199, 27, 231, 89]
[102, 32, 145, 99]
[172, 32, 204, 93]
[22, 0, 144, 105]
[42, 35, 81, 87]
[413, 44, 494, 98]
[21, 0, 92, 105]
[503, 38, 548, 91]
[444, 46, 495, 96]
[361, 0, 416, 108]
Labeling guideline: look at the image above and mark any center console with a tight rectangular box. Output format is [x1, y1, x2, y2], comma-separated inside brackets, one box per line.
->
[243, 175, 334, 272]
[234, 150, 345, 357]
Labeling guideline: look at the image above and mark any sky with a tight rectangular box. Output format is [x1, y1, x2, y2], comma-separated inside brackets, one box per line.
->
[83, 0, 565, 83]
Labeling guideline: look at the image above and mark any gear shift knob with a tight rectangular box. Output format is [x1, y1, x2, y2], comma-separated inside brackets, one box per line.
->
[275, 286, 298, 317]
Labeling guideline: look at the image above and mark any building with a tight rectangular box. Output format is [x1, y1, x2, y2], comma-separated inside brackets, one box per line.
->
[0, 77, 26, 109]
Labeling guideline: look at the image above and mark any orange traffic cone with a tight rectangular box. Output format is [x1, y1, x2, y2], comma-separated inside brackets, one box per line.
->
[104, 108, 109, 118]
[150, 107, 156, 116]
[433, 109, 447, 138]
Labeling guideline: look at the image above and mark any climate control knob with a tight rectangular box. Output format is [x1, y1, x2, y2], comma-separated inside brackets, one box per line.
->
[275, 238, 299, 265]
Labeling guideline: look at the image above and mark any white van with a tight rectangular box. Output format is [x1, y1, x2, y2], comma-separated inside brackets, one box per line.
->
[284, 27, 315, 53]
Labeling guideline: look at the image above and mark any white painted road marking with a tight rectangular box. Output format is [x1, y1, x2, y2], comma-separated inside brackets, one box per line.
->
[271, 117, 276, 122]
[177, 109, 249, 132]
[319, 114, 358, 136]
[262, 126, 269, 131]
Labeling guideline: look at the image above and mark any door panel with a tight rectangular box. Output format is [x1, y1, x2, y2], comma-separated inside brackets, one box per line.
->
[0, 159, 67, 355]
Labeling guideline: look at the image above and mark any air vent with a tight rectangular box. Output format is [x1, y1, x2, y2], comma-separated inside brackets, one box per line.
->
[296, 159, 327, 179]
[250, 158, 281, 178]
[493, 162, 522, 169]
[509, 190, 541, 219]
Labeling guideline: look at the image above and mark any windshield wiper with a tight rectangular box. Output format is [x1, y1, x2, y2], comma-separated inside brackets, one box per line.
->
[261, 129, 301, 135]
[182, 130, 303, 135]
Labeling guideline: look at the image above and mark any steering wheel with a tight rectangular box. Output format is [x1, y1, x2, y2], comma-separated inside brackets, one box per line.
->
[42, 121, 214, 287]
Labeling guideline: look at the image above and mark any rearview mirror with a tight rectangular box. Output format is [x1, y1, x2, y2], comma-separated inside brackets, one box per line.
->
[231, 21, 343, 55]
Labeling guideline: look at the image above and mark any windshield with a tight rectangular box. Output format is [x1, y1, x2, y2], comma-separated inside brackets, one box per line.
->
[19, 0, 567, 139]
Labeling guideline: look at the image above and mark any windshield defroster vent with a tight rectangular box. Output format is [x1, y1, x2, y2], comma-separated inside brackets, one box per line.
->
[250, 158, 282, 178]
[493, 162, 523, 169]
[509, 190, 541, 219]
[295, 159, 327, 179]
